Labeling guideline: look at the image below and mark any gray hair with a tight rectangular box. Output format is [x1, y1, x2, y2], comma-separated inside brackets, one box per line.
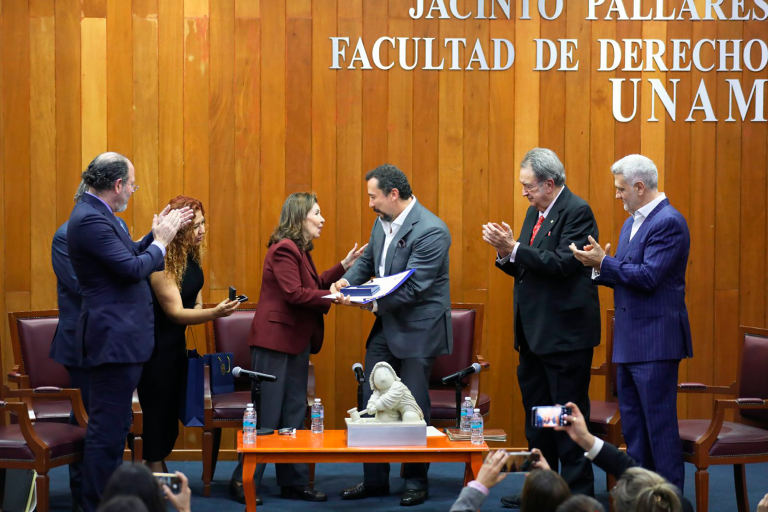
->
[73, 180, 88, 203]
[81, 152, 131, 192]
[520, 148, 566, 187]
[611, 154, 658, 190]
[611, 468, 680, 512]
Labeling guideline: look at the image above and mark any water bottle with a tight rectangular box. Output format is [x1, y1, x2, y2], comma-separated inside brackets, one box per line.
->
[311, 398, 324, 433]
[243, 403, 257, 446]
[460, 396, 473, 432]
[470, 408, 483, 445]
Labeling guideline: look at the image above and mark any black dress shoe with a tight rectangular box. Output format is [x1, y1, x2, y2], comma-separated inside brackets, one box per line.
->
[229, 479, 263, 506]
[280, 485, 327, 501]
[400, 489, 428, 506]
[500, 493, 522, 508]
[72, 503, 85, 512]
[340, 481, 390, 500]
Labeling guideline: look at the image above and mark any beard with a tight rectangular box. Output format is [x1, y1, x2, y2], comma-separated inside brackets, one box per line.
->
[114, 189, 131, 212]
[374, 208, 393, 223]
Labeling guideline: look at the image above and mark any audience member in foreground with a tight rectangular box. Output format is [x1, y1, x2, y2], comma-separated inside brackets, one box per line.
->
[450, 449, 511, 511]
[549, 401, 692, 512]
[614, 468, 681, 512]
[101, 463, 191, 512]
[96, 496, 149, 512]
[758, 493, 768, 512]
[556, 495, 606, 512]
[520, 468, 572, 512]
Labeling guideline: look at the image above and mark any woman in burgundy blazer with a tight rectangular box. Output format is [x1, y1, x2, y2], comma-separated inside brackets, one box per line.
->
[230, 192, 365, 505]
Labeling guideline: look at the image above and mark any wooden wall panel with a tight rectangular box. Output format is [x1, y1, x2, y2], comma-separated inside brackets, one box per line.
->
[3, 0, 31, 293]
[30, 14, 57, 311]
[1, 1, 766, 458]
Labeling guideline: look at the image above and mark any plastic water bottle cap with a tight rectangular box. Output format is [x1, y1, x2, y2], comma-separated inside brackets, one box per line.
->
[315, 398, 321, 403]
[247, 403, 254, 408]
[465, 397, 471, 401]
[473, 408, 480, 412]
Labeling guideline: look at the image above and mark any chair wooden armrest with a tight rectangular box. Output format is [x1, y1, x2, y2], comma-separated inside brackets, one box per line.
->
[130, 390, 143, 434]
[307, 361, 316, 406]
[203, 364, 213, 408]
[2, 386, 88, 428]
[678, 382, 738, 395]
[475, 354, 490, 370]
[689, 398, 768, 454]
[7, 368, 24, 385]
[591, 362, 607, 376]
[0, 400, 52, 458]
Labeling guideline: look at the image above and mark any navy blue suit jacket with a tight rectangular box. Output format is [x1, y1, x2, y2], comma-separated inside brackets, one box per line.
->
[67, 194, 164, 367]
[50, 217, 128, 368]
[597, 198, 693, 363]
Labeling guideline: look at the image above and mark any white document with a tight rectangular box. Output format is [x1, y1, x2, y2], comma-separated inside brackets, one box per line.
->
[323, 269, 415, 304]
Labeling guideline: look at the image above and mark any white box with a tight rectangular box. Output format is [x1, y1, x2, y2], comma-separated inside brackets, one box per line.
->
[345, 418, 427, 447]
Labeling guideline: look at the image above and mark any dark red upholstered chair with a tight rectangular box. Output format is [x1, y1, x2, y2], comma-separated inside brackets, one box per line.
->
[588, 309, 623, 492]
[201, 303, 317, 496]
[0, 385, 87, 512]
[677, 326, 768, 512]
[428, 303, 490, 427]
[5, 310, 143, 461]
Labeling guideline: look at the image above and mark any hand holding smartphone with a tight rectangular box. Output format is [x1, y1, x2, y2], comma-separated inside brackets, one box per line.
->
[154, 472, 182, 494]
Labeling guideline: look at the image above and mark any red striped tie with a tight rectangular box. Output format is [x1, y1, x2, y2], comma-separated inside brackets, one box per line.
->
[530, 215, 544, 245]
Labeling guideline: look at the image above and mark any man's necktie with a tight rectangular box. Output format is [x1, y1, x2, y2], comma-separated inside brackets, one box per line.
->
[530, 215, 544, 245]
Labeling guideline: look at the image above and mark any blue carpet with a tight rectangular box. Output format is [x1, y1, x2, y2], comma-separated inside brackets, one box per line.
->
[43, 460, 768, 511]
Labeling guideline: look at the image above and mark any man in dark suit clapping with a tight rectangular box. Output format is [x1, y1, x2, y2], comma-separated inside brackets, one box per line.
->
[67, 152, 193, 511]
[482, 148, 601, 506]
[50, 180, 129, 512]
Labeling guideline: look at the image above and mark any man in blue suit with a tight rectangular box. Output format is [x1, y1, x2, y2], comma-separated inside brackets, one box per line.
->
[50, 180, 128, 511]
[67, 152, 193, 511]
[570, 154, 693, 490]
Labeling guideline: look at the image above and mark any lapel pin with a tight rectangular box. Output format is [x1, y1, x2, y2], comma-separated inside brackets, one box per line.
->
[550, 219, 554, 224]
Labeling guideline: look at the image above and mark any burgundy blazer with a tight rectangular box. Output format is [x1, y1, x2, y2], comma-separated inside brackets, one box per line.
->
[249, 239, 345, 355]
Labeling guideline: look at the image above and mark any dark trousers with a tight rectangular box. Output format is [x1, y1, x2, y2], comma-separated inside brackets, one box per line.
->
[81, 363, 143, 512]
[516, 318, 595, 496]
[65, 365, 91, 507]
[363, 321, 435, 491]
[617, 360, 685, 491]
[232, 345, 311, 488]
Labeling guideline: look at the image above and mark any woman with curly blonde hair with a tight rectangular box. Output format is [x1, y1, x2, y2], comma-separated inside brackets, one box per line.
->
[138, 195, 240, 472]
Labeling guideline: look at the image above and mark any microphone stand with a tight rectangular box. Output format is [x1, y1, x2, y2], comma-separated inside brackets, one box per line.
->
[246, 374, 275, 436]
[357, 378, 365, 412]
[453, 378, 464, 429]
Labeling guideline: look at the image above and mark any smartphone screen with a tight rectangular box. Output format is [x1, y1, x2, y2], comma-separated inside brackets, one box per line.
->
[497, 451, 539, 472]
[531, 406, 571, 428]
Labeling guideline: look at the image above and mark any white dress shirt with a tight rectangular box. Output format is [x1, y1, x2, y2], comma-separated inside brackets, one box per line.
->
[497, 187, 564, 265]
[378, 196, 417, 278]
[593, 192, 666, 278]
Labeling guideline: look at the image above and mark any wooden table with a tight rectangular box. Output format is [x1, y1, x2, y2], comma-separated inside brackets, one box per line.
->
[237, 429, 488, 512]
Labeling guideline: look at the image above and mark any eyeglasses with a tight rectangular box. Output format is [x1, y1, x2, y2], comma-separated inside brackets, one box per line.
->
[522, 182, 541, 193]
[130, 183, 139, 192]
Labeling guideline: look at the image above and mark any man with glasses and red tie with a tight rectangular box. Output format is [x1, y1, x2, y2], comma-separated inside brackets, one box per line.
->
[481, 148, 601, 508]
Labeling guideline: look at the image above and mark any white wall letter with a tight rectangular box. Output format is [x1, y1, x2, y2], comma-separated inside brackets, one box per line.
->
[467, 39, 491, 70]
[610, 78, 640, 122]
[649, 79, 679, 121]
[686, 79, 717, 121]
[330, 37, 350, 70]
[373, 37, 396, 70]
[535, 39, 558, 70]
[492, 38, 515, 70]
[726, 79, 767, 121]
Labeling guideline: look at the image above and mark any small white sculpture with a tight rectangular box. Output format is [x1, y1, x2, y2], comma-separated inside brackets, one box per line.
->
[357, 361, 424, 423]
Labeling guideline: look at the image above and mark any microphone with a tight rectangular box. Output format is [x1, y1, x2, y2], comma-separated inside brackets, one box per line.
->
[352, 363, 365, 383]
[232, 366, 277, 382]
[441, 363, 482, 384]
